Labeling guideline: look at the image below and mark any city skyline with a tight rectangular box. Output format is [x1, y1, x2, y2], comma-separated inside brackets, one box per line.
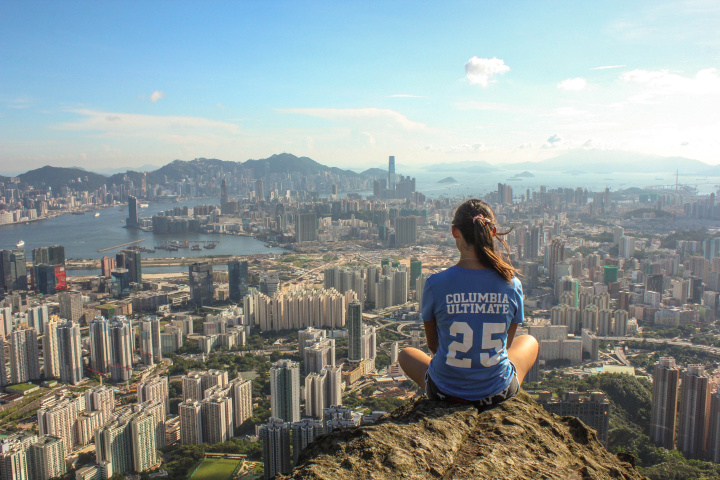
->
[2, 1, 720, 171]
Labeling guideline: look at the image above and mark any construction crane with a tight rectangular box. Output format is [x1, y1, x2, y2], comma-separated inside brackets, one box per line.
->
[87, 367, 110, 385]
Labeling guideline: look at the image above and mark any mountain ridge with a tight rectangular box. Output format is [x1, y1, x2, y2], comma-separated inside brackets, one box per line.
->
[279, 392, 647, 480]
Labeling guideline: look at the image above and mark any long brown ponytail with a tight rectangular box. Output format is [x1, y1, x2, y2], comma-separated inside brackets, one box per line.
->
[452, 199, 517, 282]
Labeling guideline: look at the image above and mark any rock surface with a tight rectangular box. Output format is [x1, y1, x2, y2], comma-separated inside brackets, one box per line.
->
[278, 392, 648, 480]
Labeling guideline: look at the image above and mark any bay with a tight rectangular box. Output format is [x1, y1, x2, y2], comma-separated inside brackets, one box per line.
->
[0, 198, 285, 262]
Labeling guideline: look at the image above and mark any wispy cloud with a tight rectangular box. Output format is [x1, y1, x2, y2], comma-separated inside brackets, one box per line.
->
[279, 107, 428, 131]
[150, 90, 164, 103]
[558, 77, 588, 91]
[0, 95, 34, 109]
[591, 65, 626, 70]
[55, 109, 243, 138]
[388, 94, 425, 98]
[464, 57, 510, 87]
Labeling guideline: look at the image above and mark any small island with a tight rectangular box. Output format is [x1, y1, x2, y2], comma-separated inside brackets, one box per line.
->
[438, 176, 458, 184]
[510, 171, 535, 178]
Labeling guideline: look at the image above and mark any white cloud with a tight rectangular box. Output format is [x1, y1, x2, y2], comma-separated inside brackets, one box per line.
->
[464, 57, 510, 87]
[279, 107, 428, 131]
[591, 65, 626, 70]
[621, 68, 720, 97]
[150, 91, 165, 103]
[542, 134, 574, 149]
[558, 77, 588, 91]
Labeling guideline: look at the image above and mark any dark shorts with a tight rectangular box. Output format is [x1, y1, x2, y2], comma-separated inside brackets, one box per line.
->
[425, 370, 519, 406]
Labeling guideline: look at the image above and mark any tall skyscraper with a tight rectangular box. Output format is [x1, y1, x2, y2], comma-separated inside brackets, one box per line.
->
[37, 396, 78, 457]
[43, 318, 60, 380]
[220, 177, 229, 206]
[189, 263, 214, 307]
[130, 412, 158, 472]
[0, 444, 29, 480]
[0, 250, 28, 293]
[707, 391, 720, 463]
[547, 239, 566, 282]
[228, 260, 249, 303]
[260, 418, 291, 479]
[95, 419, 132, 475]
[347, 301, 363, 362]
[137, 376, 170, 411]
[121, 249, 142, 285]
[230, 377, 253, 428]
[29, 435, 66, 480]
[295, 213, 318, 242]
[650, 357, 680, 450]
[0, 335, 7, 387]
[101, 256, 116, 277]
[85, 385, 115, 425]
[57, 321, 83, 385]
[58, 292, 83, 323]
[678, 365, 711, 460]
[138, 316, 161, 366]
[126, 196, 139, 228]
[89, 316, 111, 375]
[179, 400, 203, 445]
[394, 216, 417, 246]
[270, 360, 300, 423]
[109, 318, 133, 383]
[9, 326, 40, 384]
[410, 258, 422, 291]
[387, 155, 396, 190]
[255, 179, 265, 201]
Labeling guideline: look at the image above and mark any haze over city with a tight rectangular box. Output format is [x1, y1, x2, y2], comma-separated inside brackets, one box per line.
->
[2, 0, 720, 173]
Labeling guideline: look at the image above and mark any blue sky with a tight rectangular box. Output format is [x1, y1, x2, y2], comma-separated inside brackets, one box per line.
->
[1, 0, 720, 172]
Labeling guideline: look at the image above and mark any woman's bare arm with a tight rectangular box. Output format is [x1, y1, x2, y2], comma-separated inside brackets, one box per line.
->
[424, 319, 439, 355]
[506, 322, 518, 349]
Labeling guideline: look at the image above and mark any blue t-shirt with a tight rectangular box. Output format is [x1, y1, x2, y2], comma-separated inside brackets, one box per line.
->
[422, 266, 524, 401]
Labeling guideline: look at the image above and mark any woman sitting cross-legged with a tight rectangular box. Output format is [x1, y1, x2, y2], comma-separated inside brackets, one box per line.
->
[399, 199, 538, 405]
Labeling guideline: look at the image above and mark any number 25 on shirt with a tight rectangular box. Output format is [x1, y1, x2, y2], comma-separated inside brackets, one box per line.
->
[446, 321, 505, 368]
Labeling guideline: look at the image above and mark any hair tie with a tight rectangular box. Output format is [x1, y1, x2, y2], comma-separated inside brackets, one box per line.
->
[473, 214, 490, 225]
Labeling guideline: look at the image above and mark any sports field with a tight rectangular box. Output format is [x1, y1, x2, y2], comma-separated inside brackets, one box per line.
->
[189, 458, 242, 480]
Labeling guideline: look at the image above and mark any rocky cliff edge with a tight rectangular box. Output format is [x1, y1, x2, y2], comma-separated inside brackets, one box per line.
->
[278, 392, 648, 480]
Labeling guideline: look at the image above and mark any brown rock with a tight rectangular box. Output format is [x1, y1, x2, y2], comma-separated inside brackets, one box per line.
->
[277, 392, 648, 480]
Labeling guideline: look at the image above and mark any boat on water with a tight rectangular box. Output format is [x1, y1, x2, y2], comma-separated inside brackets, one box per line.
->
[139, 203, 149, 208]
[191, 244, 202, 251]
[204, 242, 217, 249]
[94, 212, 100, 217]
[16, 240, 25, 248]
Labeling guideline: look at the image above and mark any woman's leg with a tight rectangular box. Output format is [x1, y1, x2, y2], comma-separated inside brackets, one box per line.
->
[398, 347, 432, 390]
[507, 334, 539, 386]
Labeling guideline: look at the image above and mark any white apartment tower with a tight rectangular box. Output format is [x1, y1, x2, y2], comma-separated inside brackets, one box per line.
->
[57, 320, 83, 385]
[260, 418, 291, 480]
[678, 365, 711, 460]
[270, 360, 300, 423]
[230, 377, 253, 427]
[9, 326, 40, 383]
[28, 436, 66, 480]
[650, 357, 680, 450]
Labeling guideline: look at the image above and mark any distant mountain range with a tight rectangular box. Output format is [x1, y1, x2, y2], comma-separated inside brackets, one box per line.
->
[413, 150, 719, 176]
[506, 150, 720, 175]
[2, 150, 718, 192]
[0, 153, 387, 192]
